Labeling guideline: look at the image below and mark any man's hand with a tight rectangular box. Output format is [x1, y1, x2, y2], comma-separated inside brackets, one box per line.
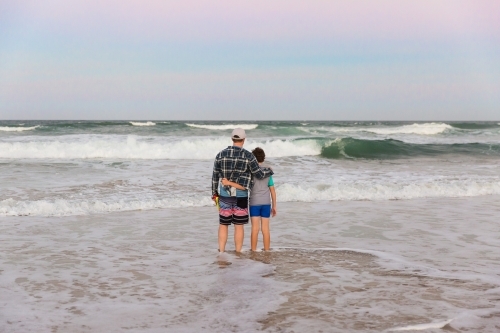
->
[221, 178, 230, 186]
[271, 207, 277, 217]
[211, 193, 219, 202]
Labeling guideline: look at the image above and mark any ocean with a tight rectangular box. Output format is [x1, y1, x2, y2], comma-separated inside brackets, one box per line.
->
[1, 120, 499, 332]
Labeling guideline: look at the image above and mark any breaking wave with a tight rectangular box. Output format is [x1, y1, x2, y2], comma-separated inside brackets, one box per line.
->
[1, 135, 499, 160]
[306, 122, 454, 136]
[277, 177, 500, 203]
[450, 122, 500, 130]
[129, 121, 156, 126]
[2, 176, 499, 216]
[0, 136, 320, 159]
[185, 123, 258, 130]
[0, 197, 213, 217]
[320, 138, 500, 159]
[363, 123, 453, 135]
[0, 125, 40, 132]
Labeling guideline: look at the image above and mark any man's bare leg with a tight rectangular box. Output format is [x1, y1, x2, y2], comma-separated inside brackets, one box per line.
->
[234, 224, 244, 252]
[250, 217, 261, 251]
[218, 224, 228, 252]
[261, 218, 270, 251]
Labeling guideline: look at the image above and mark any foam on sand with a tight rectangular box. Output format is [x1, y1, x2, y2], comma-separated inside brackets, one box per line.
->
[248, 244, 500, 332]
[186, 123, 258, 130]
[0, 125, 40, 132]
[389, 319, 453, 331]
[272, 247, 500, 284]
[0, 209, 290, 333]
[129, 121, 156, 126]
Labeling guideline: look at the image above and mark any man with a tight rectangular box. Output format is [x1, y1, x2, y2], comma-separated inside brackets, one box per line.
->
[212, 128, 273, 253]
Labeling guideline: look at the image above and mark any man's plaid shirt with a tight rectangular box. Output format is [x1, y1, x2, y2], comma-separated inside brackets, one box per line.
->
[212, 146, 274, 195]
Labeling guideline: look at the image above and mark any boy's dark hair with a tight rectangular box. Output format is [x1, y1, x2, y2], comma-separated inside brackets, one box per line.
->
[252, 147, 265, 163]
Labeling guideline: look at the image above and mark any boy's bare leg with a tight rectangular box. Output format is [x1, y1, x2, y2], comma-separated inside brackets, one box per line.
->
[250, 217, 261, 251]
[218, 224, 228, 253]
[261, 218, 270, 251]
[234, 225, 244, 252]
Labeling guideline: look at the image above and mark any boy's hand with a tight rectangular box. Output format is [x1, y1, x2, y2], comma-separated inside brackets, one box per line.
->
[271, 207, 277, 217]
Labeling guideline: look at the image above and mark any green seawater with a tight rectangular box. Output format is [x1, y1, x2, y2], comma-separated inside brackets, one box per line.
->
[1, 120, 499, 159]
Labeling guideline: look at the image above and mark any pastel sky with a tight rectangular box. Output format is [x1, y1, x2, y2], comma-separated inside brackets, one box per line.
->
[1, 0, 499, 120]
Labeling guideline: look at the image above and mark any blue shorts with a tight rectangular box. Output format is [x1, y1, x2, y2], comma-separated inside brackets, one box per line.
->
[249, 205, 271, 218]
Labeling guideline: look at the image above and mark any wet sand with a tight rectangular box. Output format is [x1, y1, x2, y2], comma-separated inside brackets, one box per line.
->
[246, 249, 498, 332]
[1, 195, 500, 332]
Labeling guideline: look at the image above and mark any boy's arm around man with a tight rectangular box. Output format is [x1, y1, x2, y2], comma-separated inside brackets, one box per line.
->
[247, 153, 273, 181]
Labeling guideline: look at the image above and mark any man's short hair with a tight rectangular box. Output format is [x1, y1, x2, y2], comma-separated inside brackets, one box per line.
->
[252, 147, 265, 163]
[232, 137, 244, 143]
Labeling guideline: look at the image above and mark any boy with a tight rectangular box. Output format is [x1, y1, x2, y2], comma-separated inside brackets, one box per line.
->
[221, 147, 276, 251]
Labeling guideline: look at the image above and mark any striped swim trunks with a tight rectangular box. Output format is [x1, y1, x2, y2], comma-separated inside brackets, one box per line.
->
[218, 196, 249, 225]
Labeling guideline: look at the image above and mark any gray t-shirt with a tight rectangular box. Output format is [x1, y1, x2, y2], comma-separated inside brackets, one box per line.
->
[249, 173, 274, 206]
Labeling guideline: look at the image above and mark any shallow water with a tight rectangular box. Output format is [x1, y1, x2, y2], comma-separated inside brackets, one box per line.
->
[1, 196, 499, 332]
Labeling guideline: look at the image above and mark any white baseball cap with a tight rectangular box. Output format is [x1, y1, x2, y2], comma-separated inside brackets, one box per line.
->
[231, 128, 246, 140]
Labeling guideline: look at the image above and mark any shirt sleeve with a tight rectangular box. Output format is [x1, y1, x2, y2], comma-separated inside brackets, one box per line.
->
[268, 176, 274, 187]
[211, 156, 220, 195]
[248, 154, 273, 179]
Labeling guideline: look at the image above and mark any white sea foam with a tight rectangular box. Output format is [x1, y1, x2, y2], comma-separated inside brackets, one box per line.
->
[3, 177, 500, 217]
[277, 177, 500, 202]
[0, 196, 214, 217]
[0, 136, 320, 159]
[186, 123, 258, 130]
[0, 125, 40, 132]
[305, 123, 453, 136]
[365, 123, 453, 135]
[129, 121, 156, 126]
